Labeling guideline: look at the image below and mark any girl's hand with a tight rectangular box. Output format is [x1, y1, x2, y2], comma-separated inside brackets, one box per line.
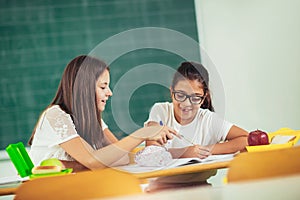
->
[133, 126, 179, 145]
[149, 125, 179, 145]
[182, 145, 211, 159]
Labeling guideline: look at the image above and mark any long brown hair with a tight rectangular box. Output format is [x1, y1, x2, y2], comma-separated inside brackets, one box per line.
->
[29, 55, 109, 149]
[171, 61, 214, 112]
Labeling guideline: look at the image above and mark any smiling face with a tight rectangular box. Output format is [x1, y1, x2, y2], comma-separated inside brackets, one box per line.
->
[171, 79, 205, 125]
[96, 69, 112, 112]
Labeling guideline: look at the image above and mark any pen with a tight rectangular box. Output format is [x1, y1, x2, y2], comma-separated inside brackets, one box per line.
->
[159, 120, 194, 145]
[159, 120, 169, 150]
[159, 120, 163, 126]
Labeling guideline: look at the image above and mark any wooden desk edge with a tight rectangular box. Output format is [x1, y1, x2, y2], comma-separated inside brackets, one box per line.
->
[131, 160, 231, 179]
[0, 161, 230, 195]
[0, 187, 17, 196]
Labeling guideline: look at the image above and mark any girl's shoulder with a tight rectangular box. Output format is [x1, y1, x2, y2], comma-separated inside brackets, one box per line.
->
[45, 105, 63, 113]
[44, 105, 71, 119]
[43, 105, 76, 129]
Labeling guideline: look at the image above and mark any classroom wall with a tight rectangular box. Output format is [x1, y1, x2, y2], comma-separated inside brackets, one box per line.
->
[195, 0, 300, 132]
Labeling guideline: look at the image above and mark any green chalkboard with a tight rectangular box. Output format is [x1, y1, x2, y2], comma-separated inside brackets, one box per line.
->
[0, 0, 200, 149]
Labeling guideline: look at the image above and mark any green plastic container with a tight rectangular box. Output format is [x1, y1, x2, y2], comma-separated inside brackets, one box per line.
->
[6, 142, 34, 178]
[6, 142, 73, 179]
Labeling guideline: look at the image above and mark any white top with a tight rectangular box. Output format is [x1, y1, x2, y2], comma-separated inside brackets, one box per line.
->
[29, 105, 108, 165]
[145, 102, 233, 148]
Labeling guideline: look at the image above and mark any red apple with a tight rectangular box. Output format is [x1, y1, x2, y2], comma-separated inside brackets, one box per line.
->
[248, 129, 269, 146]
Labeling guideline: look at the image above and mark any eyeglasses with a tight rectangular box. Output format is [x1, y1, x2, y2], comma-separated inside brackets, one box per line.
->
[172, 91, 205, 105]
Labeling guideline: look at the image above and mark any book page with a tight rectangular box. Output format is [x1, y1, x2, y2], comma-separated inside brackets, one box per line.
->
[166, 153, 236, 168]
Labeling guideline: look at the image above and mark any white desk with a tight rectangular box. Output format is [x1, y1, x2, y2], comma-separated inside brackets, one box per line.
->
[102, 174, 300, 200]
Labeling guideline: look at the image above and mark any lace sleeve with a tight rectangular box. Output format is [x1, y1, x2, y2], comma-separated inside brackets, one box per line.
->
[43, 105, 78, 141]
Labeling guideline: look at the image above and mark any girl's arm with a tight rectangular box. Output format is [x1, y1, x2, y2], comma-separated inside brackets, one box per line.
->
[60, 126, 178, 170]
[146, 122, 248, 157]
[103, 128, 119, 143]
[168, 146, 210, 159]
[145, 121, 210, 159]
[209, 125, 249, 154]
[60, 160, 89, 172]
[103, 128, 130, 166]
[59, 128, 130, 171]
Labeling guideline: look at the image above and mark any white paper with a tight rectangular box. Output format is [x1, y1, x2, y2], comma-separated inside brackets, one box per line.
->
[271, 135, 296, 144]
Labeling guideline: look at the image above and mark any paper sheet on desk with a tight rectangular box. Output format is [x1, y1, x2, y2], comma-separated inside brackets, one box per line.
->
[271, 135, 296, 144]
[117, 153, 235, 174]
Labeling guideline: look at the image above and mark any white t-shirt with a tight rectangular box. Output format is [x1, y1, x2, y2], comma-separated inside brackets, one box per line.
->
[145, 102, 233, 149]
[29, 105, 108, 165]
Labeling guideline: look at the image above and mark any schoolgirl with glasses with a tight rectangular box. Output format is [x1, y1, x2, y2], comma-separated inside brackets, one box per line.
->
[146, 61, 248, 158]
[144, 62, 248, 192]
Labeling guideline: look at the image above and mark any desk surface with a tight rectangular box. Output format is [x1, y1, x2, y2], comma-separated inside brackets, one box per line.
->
[122, 160, 231, 179]
[0, 159, 230, 196]
[102, 174, 300, 200]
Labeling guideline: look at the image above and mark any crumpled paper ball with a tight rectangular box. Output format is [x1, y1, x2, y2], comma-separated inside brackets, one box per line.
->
[134, 145, 172, 167]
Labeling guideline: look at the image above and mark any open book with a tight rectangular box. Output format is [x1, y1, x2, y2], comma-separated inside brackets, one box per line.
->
[117, 153, 235, 174]
[168, 153, 235, 168]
